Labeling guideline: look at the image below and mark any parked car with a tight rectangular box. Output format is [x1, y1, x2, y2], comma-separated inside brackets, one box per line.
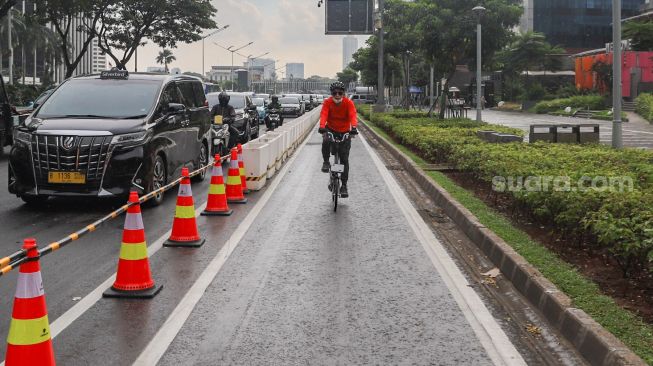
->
[206, 92, 259, 143]
[252, 97, 267, 124]
[350, 94, 376, 105]
[9, 71, 212, 206]
[279, 97, 302, 117]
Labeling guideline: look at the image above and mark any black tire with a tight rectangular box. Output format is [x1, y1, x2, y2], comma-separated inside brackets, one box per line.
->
[242, 122, 251, 143]
[20, 195, 48, 207]
[251, 125, 259, 139]
[192, 141, 209, 183]
[146, 154, 167, 207]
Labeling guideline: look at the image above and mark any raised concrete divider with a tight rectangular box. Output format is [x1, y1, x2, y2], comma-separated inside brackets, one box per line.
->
[241, 142, 270, 191]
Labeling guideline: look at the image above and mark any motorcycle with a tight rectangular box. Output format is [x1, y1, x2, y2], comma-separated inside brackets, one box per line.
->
[266, 109, 281, 131]
[211, 121, 231, 158]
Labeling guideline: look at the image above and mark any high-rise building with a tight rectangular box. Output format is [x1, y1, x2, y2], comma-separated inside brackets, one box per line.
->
[286, 63, 305, 80]
[245, 58, 275, 79]
[342, 36, 358, 70]
[520, 0, 646, 51]
[91, 38, 107, 73]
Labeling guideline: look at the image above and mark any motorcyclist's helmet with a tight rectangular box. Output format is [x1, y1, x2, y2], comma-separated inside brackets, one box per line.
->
[330, 81, 346, 93]
[218, 91, 230, 106]
[271, 95, 279, 104]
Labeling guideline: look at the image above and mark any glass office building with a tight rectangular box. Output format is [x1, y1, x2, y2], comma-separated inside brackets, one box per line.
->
[530, 0, 645, 51]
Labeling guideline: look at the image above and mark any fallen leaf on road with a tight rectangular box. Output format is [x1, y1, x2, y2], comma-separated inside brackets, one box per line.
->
[72, 297, 82, 301]
[526, 323, 541, 336]
[482, 268, 501, 278]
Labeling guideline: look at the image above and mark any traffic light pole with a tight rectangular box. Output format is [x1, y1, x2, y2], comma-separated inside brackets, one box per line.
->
[375, 0, 385, 112]
[612, 0, 623, 149]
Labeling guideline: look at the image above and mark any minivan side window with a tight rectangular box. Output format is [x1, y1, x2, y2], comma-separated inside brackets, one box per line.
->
[155, 82, 182, 118]
[177, 82, 198, 108]
[191, 82, 207, 107]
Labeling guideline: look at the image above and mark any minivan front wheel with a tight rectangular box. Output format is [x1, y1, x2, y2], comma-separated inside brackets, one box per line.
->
[147, 154, 167, 206]
[192, 142, 208, 183]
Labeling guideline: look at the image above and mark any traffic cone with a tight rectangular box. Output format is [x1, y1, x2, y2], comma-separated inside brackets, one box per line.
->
[202, 154, 233, 216]
[103, 191, 162, 299]
[5, 239, 56, 366]
[163, 167, 205, 248]
[237, 144, 250, 194]
[226, 148, 247, 204]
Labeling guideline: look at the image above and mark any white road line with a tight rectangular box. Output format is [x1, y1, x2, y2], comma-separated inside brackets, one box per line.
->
[359, 133, 526, 366]
[133, 123, 316, 365]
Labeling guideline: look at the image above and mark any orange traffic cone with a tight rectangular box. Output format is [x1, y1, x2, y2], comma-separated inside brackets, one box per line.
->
[202, 154, 233, 216]
[5, 239, 56, 366]
[103, 191, 162, 298]
[237, 144, 250, 194]
[226, 148, 247, 204]
[164, 167, 205, 248]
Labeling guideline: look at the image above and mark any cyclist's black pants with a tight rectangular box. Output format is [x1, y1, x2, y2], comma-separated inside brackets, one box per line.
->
[322, 136, 351, 185]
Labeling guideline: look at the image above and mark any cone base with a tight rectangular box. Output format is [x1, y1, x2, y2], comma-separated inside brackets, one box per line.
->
[163, 237, 206, 248]
[228, 198, 248, 204]
[103, 284, 162, 299]
[201, 209, 233, 216]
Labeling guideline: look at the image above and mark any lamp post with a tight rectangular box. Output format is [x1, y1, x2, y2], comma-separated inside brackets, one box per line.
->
[226, 42, 254, 89]
[201, 25, 230, 78]
[612, 0, 623, 148]
[472, 5, 486, 123]
[374, 0, 385, 111]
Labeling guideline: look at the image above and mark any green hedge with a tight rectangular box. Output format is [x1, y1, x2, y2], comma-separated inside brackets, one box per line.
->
[636, 93, 653, 123]
[358, 106, 653, 276]
[532, 95, 606, 114]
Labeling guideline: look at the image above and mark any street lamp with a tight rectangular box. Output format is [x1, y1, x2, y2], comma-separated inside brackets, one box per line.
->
[201, 25, 230, 78]
[472, 5, 486, 123]
[612, 0, 623, 148]
[375, 0, 385, 111]
[226, 42, 254, 88]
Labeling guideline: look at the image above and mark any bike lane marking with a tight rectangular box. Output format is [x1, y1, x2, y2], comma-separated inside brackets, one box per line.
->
[132, 124, 316, 365]
[358, 133, 527, 366]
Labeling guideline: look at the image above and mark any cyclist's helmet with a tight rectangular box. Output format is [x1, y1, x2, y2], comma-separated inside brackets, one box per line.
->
[330, 81, 346, 93]
[271, 95, 279, 104]
[218, 91, 230, 106]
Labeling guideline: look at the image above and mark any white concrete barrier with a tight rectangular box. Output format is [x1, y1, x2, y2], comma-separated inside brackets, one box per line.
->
[242, 142, 270, 191]
[262, 132, 284, 170]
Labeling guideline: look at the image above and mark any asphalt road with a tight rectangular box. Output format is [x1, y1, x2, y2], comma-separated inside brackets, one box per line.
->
[0, 118, 288, 364]
[0, 111, 532, 365]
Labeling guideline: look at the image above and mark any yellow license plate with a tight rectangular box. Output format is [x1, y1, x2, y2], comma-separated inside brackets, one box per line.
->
[214, 115, 223, 125]
[48, 171, 86, 184]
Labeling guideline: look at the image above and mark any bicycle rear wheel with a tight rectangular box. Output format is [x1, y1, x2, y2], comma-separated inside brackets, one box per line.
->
[333, 152, 340, 212]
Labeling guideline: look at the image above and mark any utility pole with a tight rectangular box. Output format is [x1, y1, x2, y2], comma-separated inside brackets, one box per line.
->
[473, 6, 486, 123]
[375, 0, 385, 111]
[612, 0, 623, 148]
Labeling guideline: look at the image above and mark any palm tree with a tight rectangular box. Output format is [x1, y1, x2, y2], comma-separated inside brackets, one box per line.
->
[155, 49, 175, 73]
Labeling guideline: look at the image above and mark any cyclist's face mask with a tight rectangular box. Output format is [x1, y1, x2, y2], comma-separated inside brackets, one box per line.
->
[332, 90, 344, 103]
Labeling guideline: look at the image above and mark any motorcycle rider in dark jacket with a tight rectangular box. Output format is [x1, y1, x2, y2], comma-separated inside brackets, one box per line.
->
[265, 95, 283, 128]
[211, 92, 238, 148]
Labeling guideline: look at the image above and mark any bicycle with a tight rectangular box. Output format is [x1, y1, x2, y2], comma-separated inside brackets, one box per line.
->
[326, 131, 351, 212]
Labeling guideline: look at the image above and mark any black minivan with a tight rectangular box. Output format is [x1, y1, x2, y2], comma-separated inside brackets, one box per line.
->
[9, 71, 212, 206]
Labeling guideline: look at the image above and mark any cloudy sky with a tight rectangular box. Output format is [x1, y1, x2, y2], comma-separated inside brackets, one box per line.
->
[124, 0, 369, 78]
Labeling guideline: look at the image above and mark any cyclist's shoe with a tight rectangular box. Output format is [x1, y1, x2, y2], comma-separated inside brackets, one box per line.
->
[321, 161, 330, 173]
[340, 185, 349, 198]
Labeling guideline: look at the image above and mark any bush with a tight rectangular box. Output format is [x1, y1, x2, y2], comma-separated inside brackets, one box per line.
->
[532, 95, 606, 114]
[635, 93, 653, 123]
[361, 110, 653, 276]
[522, 83, 547, 101]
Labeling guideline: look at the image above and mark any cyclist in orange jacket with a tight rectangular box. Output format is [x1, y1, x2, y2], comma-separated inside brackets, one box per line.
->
[318, 81, 358, 198]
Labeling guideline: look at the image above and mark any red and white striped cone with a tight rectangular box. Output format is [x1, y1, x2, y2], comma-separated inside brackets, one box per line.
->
[5, 238, 56, 366]
[226, 148, 247, 204]
[202, 154, 233, 216]
[237, 144, 250, 194]
[103, 191, 162, 298]
[164, 168, 205, 247]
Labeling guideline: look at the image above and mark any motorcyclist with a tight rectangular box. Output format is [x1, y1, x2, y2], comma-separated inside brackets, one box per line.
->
[318, 81, 358, 198]
[211, 91, 238, 148]
[265, 95, 283, 128]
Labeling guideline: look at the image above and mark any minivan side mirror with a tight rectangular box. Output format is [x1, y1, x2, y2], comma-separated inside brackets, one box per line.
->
[168, 103, 185, 114]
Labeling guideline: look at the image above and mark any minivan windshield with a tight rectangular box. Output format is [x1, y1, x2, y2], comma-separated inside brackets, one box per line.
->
[252, 98, 265, 107]
[36, 79, 161, 119]
[227, 95, 246, 109]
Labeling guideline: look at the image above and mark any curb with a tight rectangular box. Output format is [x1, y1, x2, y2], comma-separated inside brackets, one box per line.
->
[358, 119, 646, 366]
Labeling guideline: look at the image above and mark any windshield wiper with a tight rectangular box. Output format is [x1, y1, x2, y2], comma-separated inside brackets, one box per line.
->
[123, 114, 148, 119]
[45, 114, 117, 119]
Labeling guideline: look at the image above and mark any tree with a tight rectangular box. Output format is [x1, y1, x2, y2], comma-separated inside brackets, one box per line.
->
[336, 67, 359, 85]
[497, 32, 564, 78]
[156, 49, 175, 72]
[36, 0, 113, 78]
[623, 20, 653, 51]
[97, 0, 217, 70]
[0, 0, 16, 20]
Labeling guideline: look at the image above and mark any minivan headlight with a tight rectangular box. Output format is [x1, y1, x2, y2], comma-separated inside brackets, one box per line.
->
[111, 130, 151, 147]
[13, 129, 31, 144]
